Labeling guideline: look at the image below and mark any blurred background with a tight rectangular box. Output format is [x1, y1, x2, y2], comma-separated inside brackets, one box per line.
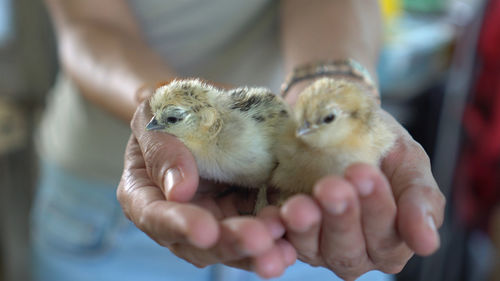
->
[0, 0, 498, 280]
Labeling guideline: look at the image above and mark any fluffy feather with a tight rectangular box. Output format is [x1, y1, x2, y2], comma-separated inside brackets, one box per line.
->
[148, 79, 292, 208]
[271, 78, 396, 197]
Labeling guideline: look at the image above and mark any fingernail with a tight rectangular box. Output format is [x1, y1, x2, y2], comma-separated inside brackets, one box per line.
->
[325, 200, 348, 215]
[165, 167, 182, 196]
[427, 215, 441, 248]
[356, 179, 374, 196]
[427, 215, 437, 232]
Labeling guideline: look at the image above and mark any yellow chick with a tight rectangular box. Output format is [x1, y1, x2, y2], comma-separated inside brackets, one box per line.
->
[147, 79, 292, 210]
[271, 78, 396, 197]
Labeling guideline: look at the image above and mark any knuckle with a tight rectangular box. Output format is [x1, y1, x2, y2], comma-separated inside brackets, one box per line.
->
[436, 191, 446, 210]
[151, 237, 170, 248]
[307, 260, 324, 268]
[408, 138, 428, 158]
[372, 245, 413, 274]
[136, 202, 161, 235]
[324, 255, 365, 272]
[189, 257, 213, 269]
[380, 263, 406, 274]
[297, 252, 322, 265]
[136, 208, 151, 233]
[419, 185, 442, 204]
[416, 145, 431, 164]
[169, 245, 208, 269]
[418, 186, 446, 225]
[372, 238, 404, 256]
[322, 254, 370, 281]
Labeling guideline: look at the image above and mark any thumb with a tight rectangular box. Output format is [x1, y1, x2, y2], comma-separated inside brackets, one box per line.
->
[132, 101, 199, 202]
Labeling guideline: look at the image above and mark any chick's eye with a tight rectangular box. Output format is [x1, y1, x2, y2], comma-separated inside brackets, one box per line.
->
[323, 114, 336, 124]
[166, 116, 180, 124]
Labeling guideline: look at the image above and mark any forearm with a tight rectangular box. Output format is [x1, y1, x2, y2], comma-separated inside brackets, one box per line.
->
[280, 0, 382, 102]
[57, 23, 174, 121]
[45, 0, 175, 121]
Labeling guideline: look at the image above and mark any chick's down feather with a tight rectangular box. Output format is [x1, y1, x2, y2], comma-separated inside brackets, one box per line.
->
[271, 78, 396, 198]
[148, 79, 293, 210]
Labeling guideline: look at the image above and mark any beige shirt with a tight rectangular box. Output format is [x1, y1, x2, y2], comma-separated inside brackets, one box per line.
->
[37, 0, 283, 184]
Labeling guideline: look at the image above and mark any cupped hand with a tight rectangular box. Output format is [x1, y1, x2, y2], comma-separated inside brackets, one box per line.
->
[279, 109, 445, 281]
[116, 101, 297, 278]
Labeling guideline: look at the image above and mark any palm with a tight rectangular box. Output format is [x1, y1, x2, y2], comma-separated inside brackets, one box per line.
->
[191, 179, 259, 219]
[118, 133, 293, 275]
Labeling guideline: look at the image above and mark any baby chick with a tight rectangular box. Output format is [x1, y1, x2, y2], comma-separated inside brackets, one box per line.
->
[147, 79, 292, 210]
[271, 78, 396, 197]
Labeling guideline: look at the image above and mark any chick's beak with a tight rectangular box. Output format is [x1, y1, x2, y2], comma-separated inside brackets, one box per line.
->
[146, 117, 165, 131]
[296, 121, 316, 137]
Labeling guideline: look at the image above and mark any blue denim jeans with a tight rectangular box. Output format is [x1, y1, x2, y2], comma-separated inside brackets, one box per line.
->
[31, 161, 393, 281]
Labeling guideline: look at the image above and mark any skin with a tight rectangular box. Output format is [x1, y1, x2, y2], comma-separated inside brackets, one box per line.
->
[43, 0, 173, 120]
[45, 0, 446, 279]
[281, 0, 382, 105]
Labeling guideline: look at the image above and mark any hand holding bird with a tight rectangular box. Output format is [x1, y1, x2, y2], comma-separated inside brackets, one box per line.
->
[123, 76, 444, 280]
[119, 97, 297, 279]
[272, 78, 444, 280]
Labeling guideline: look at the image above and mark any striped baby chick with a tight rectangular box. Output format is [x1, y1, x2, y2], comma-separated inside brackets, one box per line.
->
[271, 78, 396, 198]
[147, 79, 292, 211]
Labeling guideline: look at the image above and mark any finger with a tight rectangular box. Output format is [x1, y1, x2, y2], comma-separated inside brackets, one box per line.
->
[277, 239, 298, 266]
[169, 217, 275, 267]
[132, 102, 199, 202]
[382, 137, 446, 256]
[224, 239, 297, 276]
[117, 136, 219, 249]
[220, 217, 275, 257]
[253, 242, 288, 279]
[398, 188, 444, 256]
[257, 206, 286, 239]
[142, 201, 220, 249]
[313, 176, 371, 279]
[223, 239, 297, 273]
[280, 194, 322, 264]
[345, 163, 413, 273]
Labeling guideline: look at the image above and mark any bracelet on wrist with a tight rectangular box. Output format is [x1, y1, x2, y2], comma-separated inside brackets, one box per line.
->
[280, 59, 378, 98]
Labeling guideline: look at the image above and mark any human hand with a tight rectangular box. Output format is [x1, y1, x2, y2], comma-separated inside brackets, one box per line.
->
[117, 100, 297, 278]
[278, 110, 445, 280]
